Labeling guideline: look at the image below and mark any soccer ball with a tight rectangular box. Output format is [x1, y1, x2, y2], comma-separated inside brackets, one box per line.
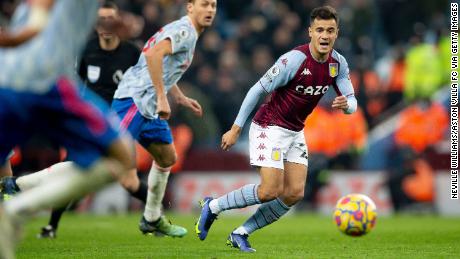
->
[333, 193, 377, 236]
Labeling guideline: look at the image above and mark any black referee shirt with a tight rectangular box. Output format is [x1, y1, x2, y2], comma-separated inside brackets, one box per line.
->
[78, 37, 140, 104]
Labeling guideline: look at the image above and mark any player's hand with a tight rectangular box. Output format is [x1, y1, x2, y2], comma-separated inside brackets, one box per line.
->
[182, 97, 203, 117]
[156, 96, 171, 120]
[332, 95, 349, 111]
[221, 125, 242, 151]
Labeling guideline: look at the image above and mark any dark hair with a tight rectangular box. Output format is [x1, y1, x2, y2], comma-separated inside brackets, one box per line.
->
[310, 6, 339, 26]
[101, 1, 119, 11]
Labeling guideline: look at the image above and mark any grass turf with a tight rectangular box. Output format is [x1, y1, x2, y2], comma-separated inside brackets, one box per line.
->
[16, 213, 459, 258]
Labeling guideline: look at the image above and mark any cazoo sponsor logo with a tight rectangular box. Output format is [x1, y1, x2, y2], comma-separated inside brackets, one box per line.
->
[295, 85, 330, 95]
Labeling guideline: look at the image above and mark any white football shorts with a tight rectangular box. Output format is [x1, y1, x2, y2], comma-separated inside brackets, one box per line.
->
[249, 122, 308, 170]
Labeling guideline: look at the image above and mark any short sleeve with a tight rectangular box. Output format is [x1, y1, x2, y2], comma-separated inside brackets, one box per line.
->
[157, 26, 195, 54]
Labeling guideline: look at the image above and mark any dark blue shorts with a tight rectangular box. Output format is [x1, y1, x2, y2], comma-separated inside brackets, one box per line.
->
[111, 98, 173, 149]
[0, 77, 120, 168]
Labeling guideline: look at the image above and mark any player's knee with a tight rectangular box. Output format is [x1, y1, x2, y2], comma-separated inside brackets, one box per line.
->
[283, 188, 305, 205]
[119, 170, 139, 192]
[108, 136, 135, 171]
[258, 185, 282, 202]
[156, 152, 177, 168]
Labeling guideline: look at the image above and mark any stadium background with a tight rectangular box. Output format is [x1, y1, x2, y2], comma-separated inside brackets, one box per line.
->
[0, 0, 456, 216]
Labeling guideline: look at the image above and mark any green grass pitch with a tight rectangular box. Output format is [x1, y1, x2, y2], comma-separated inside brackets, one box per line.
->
[16, 213, 459, 258]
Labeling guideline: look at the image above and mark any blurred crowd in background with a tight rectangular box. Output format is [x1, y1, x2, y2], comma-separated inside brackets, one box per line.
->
[0, 0, 453, 212]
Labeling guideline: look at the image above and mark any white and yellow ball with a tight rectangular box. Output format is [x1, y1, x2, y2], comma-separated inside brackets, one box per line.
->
[333, 193, 377, 236]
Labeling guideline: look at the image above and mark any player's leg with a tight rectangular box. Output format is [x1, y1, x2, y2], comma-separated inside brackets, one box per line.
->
[0, 90, 29, 258]
[196, 123, 286, 241]
[0, 160, 12, 178]
[237, 162, 307, 236]
[227, 126, 308, 252]
[5, 160, 144, 239]
[111, 98, 151, 203]
[143, 142, 176, 222]
[0, 202, 15, 259]
[230, 133, 308, 251]
[3, 140, 130, 219]
[118, 168, 148, 203]
[0, 159, 16, 259]
[139, 142, 187, 237]
[0, 140, 131, 257]
[196, 166, 283, 242]
[111, 97, 185, 237]
[10, 162, 70, 192]
[0, 150, 19, 201]
[0, 159, 16, 201]
[0, 81, 133, 254]
[32, 160, 148, 240]
[37, 204, 68, 239]
[1, 162, 82, 240]
[5, 161, 119, 195]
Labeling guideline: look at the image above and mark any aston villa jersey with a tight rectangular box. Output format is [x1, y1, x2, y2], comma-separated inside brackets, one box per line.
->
[253, 44, 355, 131]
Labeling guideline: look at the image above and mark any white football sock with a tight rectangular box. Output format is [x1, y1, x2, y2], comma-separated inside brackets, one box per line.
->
[4, 159, 121, 219]
[233, 226, 249, 235]
[143, 163, 170, 222]
[209, 199, 221, 214]
[16, 162, 72, 191]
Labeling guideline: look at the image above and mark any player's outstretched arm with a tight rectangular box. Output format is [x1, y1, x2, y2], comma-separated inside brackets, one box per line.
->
[145, 39, 173, 119]
[169, 84, 202, 117]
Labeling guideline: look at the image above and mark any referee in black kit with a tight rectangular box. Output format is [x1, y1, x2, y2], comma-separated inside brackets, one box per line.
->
[79, 2, 140, 104]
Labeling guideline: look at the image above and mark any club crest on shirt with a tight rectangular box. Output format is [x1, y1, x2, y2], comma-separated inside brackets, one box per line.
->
[87, 65, 101, 83]
[271, 147, 281, 161]
[329, 63, 338, 78]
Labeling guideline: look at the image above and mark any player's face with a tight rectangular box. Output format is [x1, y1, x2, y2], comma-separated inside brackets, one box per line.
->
[308, 18, 338, 57]
[188, 0, 217, 29]
[96, 8, 119, 40]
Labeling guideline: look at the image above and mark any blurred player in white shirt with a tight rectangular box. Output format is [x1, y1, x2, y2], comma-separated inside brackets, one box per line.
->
[0, 1, 134, 257]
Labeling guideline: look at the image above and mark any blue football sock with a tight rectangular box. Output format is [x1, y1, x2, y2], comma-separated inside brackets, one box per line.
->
[242, 197, 290, 234]
[215, 184, 260, 213]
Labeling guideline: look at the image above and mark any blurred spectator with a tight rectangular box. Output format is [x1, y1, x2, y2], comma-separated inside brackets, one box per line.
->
[302, 104, 368, 207]
[402, 158, 434, 203]
[170, 82, 221, 147]
[212, 73, 242, 134]
[404, 35, 443, 101]
[139, 0, 162, 42]
[394, 100, 448, 154]
[387, 100, 448, 211]
[385, 46, 406, 108]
